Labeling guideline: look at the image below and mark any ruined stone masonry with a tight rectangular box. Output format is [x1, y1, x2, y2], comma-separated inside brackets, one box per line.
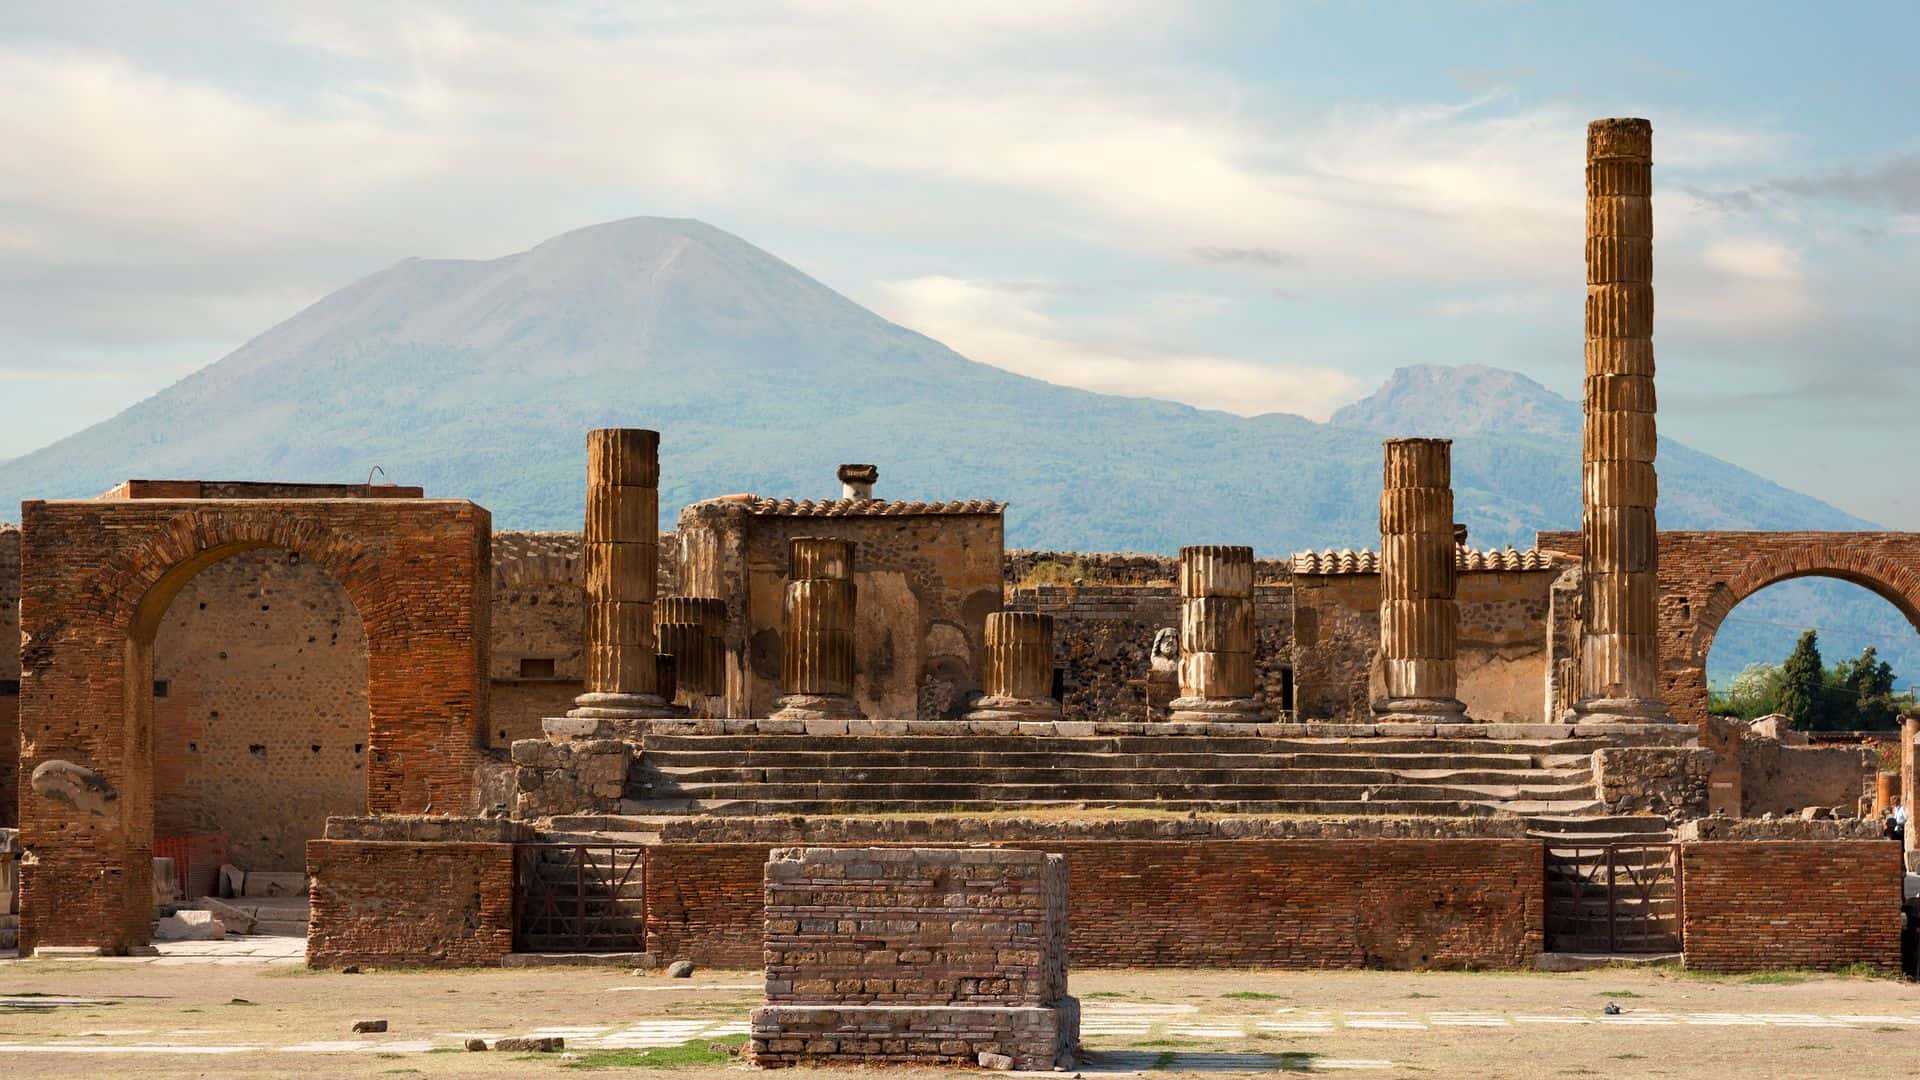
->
[1374, 438, 1468, 723]
[771, 537, 863, 722]
[569, 428, 673, 723]
[965, 612, 1062, 722]
[1577, 117, 1673, 724]
[749, 847, 1078, 1071]
[1169, 545, 1262, 722]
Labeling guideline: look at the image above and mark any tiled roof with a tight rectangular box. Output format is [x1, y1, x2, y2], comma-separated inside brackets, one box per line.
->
[746, 497, 1004, 517]
[1291, 545, 1565, 576]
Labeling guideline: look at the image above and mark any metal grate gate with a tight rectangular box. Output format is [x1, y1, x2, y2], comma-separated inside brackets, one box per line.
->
[513, 843, 648, 953]
[1544, 843, 1682, 954]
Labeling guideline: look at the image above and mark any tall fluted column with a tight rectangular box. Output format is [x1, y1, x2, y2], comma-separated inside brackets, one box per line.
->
[1169, 545, 1261, 722]
[1374, 438, 1468, 723]
[657, 596, 728, 710]
[966, 612, 1061, 722]
[1576, 118, 1672, 723]
[772, 538, 863, 721]
[570, 428, 673, 721]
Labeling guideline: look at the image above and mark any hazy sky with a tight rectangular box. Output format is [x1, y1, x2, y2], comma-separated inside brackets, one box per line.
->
[3, 2, 1916, 526]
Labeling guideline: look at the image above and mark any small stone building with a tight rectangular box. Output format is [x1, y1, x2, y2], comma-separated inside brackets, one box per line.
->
[676, 487, 1005, 720]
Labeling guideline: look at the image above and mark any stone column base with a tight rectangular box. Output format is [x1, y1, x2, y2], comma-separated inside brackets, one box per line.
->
[1573, 697, 1676, 724]
[750, 1001, 1078, 1071]
[964, 696, 1063, 723]
[568, 692, 678, 721]
[1373, 697, 1469, 725]
[769, 693, 865, 722]
[1166, 696, 1264, 723]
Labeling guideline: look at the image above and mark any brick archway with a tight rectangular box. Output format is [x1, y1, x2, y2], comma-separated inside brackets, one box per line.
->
[17, 498, 491, 952]
[1538, 530, 1920, 724]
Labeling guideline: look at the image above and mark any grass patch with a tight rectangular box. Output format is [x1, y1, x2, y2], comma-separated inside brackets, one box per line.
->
[1406, 992, 1438, 999]
[1597, 990, 1643, 998]
[1220, 991, 1284, 1000]
[1082, 991, 1130, 999]
[1131, 1038, 1201, 1048]
[1275, 1053, 1321, 1073]
[1741, 972, 1809, 985]
[1149, 1050, 1177, 1070]
[564, 1034, 746, 1070]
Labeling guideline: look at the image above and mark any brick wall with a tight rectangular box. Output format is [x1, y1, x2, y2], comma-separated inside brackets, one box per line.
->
[1679, 841, 1903, 972]
[17, 498, 488, 952]
[306, 839, 515, 968]
[646, 839, 1543, 970]
[151, 550, 369, 874]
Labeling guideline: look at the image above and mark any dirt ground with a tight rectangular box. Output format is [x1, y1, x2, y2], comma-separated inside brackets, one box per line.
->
[0, 959, 1916, 1078]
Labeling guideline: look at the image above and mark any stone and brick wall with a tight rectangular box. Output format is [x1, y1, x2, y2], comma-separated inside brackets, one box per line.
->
[1007, 584, 1294, 722]
[1291, 568, 1558, 723]
[678, 501, 1003, 721]
[306, 838, 516, 968]
[1536, 529, 1920, 726]
[1737, 737, 1876, 818]
[1679, 841, 1904, 972]
[645, 838, 1543, 971]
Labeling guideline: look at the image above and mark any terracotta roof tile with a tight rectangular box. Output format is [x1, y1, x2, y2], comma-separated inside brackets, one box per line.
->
[1291, 545, 1565, 575]
[746, 497, 1004, 517]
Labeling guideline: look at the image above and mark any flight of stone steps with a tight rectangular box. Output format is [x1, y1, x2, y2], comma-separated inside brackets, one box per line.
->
[1530, 814, 1680, 954]
[622, 732, 1614, 818]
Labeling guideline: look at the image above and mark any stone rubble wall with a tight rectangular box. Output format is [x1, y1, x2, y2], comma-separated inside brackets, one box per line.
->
[1592, 746, 1717, 818]
[506, 738, 631, 818]
[1737, 737, 1877, 818]
[1679, 841, 1903, 972]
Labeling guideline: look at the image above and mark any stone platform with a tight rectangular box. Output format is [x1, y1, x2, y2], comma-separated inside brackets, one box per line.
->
[548, 715, 1695, 741]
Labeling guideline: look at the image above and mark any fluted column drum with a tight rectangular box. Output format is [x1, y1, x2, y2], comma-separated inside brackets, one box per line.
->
[1576, 118, 1673, 723]
[967, 612, 1061, 722]
[1169, 545, 1261, 721]
[1374, 438, 1467, 723]
[570, 428, 674, 721]
[772, 538, 864, 721]
[657, 596, 728, 699]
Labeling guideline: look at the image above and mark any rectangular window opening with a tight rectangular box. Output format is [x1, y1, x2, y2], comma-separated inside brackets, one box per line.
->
[519, 657, 557, 680]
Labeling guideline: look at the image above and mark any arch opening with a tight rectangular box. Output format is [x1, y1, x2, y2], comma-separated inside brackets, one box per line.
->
[128, 543, 370, 893]
[1703, 574, 1920, 730]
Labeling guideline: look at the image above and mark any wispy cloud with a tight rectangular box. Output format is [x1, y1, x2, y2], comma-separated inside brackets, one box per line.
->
[871, 275, 1364, 420]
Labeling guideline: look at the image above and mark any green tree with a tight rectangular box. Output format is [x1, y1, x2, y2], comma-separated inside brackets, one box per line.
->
[1836, 645, 1902, 729]
[1709, 662, 1784, 721]
[1777, 630, 1830, 731]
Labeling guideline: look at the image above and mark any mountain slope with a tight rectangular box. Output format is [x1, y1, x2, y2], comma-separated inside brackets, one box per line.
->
[0, 217, 1904, 685]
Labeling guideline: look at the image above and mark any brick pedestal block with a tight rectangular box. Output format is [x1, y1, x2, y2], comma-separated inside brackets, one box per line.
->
[748, 847, 1078, 1071]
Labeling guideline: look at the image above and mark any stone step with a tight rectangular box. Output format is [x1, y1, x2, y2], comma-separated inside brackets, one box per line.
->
[622, 797, 1519, 817]
[641, 748, 1555, 771]
[646, 765, 1590, 787]
[641, 780, 1599, 803]
[1525, 814, 1671, 836]
[640, 733, 1603, 756]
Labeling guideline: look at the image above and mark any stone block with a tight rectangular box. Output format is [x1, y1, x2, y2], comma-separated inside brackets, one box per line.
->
[1377, 722, 1437, 738]
[1053, 722, 1095, 737]
[845, 720, 910, 736]
[242, 872, 309, 898]
[540, 716, 603, 741]
[804, 718, 850, 737]
[154, 909, 227, 941]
